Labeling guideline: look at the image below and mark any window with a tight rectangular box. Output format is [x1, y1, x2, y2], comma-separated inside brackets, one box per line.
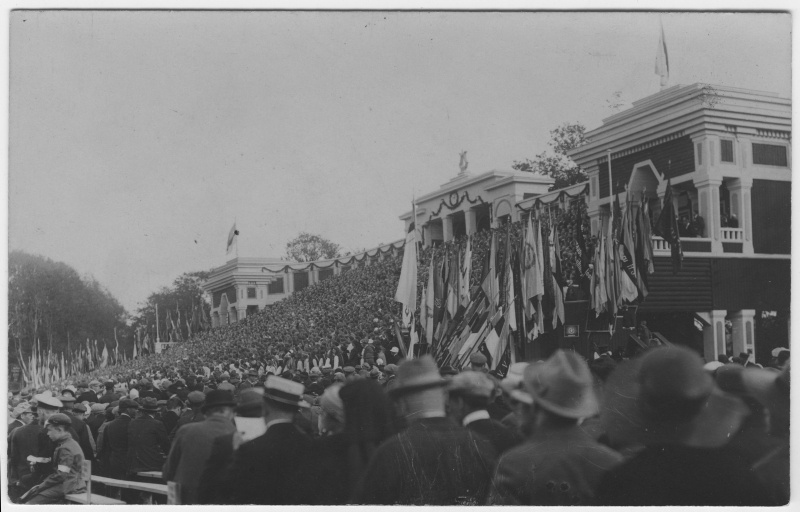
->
[720, 140, 734, 163]
[268, 277, 284, 294]
[752, 143, 788, 166]
[247, 287, 256, 299]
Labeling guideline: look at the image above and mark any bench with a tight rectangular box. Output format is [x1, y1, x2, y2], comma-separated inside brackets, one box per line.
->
[136, 470, 163, 480]
[91, 474, 168, 504]
[65, 461, 126, 505]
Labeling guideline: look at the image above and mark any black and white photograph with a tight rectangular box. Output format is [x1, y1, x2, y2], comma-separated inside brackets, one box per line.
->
[4, 4, 793, 507]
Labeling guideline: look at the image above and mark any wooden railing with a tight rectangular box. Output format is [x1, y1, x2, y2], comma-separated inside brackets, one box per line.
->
[721, 228, 744, 241]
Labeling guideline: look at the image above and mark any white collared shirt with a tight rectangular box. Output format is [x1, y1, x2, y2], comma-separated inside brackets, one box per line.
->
[462, 409, 490, 427]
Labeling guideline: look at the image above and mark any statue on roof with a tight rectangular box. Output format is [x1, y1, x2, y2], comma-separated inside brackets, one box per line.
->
[458, 151, 468, 175]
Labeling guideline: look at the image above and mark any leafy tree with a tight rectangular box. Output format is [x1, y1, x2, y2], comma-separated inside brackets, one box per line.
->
[133, 270, 211, 343]
[513, 123, 590, 190]
[285, 232, 342, 262]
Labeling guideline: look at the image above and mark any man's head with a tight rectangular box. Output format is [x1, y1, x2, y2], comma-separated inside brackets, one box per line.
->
[72, 403, 88, 421]
[119, 398, 140, 416]
[89, 380, 102, 394]
[469, 352, 488, 373]
[34, 394, 63, 423]
[447, 371, 495, 422]
[45, 413, 73, 443]
[262, 376, 306, 421]
[13, 402, 35, 425]
[166, 396, 184, 413]
[202, 389, 237, 420]
[389, 356, 447, 420]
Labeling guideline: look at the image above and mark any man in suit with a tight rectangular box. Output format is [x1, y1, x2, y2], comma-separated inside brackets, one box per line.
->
[198, 388, 265, 504]
[60, 394, 95, 463]
[98, 380, 122, 404]
[8, 401, 35, 435]
[163, 389, 237, 505]
[100, 398, 139, 478]
[127, 397, 170, 474]
[160, 396, 183, 437]
[353, 356, 498, 505]
[447, 371, 522, 455]
[169, 391, 205, 441]
[489, 351, 623, 506]
[224, 376, 313, 505]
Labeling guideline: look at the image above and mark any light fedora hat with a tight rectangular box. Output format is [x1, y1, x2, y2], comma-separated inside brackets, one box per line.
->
[264, 375, 309, 408]
[510, 350, 599, 419]
[389, 356, 446, 397]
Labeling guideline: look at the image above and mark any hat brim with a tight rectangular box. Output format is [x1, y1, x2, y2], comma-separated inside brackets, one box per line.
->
[264, 394, 310, 409]
[201, 401, 237, 412]
[388, 377, 446, 397]
[600, 358, 748, 450]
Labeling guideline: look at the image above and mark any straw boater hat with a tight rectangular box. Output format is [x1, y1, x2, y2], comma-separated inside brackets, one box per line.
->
[264, 376, 309, 408]
[389, 356, 446, 397]
[600, 345, 748, 449]
[510, 350, 599, 419]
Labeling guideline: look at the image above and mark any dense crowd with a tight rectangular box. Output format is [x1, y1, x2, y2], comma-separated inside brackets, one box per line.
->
[7, 240, 791, 506]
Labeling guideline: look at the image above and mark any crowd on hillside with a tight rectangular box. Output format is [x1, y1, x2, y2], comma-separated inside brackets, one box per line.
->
[7, 229, 791, 506]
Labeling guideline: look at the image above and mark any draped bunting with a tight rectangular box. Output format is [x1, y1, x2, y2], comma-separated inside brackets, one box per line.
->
[260, 239, 405, 273]
[427, 190, 487, 220]
[515, 183, 589, 212]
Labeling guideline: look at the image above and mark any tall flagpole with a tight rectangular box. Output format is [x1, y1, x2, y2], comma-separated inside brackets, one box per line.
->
[156, 303, 161, 345]
[607, 149, 613, 205]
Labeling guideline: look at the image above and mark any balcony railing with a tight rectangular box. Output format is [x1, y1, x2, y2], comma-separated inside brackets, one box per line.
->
[721, 228, 744, 242]
[652, 236, 713, 253]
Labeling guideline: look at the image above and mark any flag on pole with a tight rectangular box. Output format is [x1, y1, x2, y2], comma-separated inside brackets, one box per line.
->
[654, 179, 683, 273]
[656, 20, 669, 87]
[394, 223, 418, 328]
[424, 257, 435, 343]
[549, 221, 566, 328]
[226, 222, 239, 254]
[460, 236, 472, 307]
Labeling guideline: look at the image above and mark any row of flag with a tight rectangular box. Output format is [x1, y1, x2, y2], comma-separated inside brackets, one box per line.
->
[395, 181, 683, 373]
[15, 336, 126, 388]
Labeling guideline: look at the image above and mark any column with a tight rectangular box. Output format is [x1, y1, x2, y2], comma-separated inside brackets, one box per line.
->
[727, 177, 754, 254]
[702, 310, 728, 362]
[465, 208, 477, 236]
[422, 223, 431, 248]
[236, 305, 247, 321]
[730, 310, 756, 360]
[442, 215, 454, 242]
[693, 176, 723, 252]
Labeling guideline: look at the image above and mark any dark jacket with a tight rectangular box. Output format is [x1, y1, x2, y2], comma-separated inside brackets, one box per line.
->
[197, 432, 237, 504]
[489, 424, 623, 505]
[169, 408, 205, 441]
[163, 415, 236, 505]
[76, 391, 99, 403]
[160, 410, 180, 438]
[87, 412, 106, 440]
[595, 444, 774, 506]
[64, 412, 94, 462]
[224, 422, 313, 505]
[306, 433, 350, 504]
[352, 416, 497, 505]
[8, 423, 44, 483]
[127, 414, 170, 473]
[98, 390, 122, 404]
[101, 414, 133, 478]
[466, 416, 522, 456]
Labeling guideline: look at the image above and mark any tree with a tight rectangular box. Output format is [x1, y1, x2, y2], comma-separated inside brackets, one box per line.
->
[285, 232, 342, 262]
[133, 270, 211, 344]
[513, 123, 590, 190]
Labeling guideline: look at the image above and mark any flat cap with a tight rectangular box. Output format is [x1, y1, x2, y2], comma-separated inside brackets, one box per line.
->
[469, 352, 488, 365]
[187, 391, 206, 405]
[45, 413, 72, 427]
[119, 398, 140, 409]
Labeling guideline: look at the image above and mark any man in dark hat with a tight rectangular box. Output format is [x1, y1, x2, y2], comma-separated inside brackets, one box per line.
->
[100, 397, 139, 479]
[160, 396, 184, 437]
[353, 356, 497, 505]
[225, 376, 313, 504]
[61, 394, 95, 463]
[595, 345, 773, 506]
[127, 397, 170, 475]
[169, 390, 205, 441]
[21, 414, 86, 504]
[99, 380, 121, 404]
[447, 371, 521, 456]
[238, 368, 260, 392]
[489, 351, 622, 505]
[163, 389, 237, 504]
[75, 381, 96, 404]
[198, 388, 265, 504]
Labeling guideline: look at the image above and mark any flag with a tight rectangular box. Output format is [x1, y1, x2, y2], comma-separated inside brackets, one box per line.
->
[227, 222, 239, 253]
[424, 257, 435, 344]
[114, 327, 120, 364]
[481, 231, 499, 317]
[549, 221, 566, 328]
[446, 249, 459, 318]
[522, 217, 543, 318]
[100, 343, 109, 368]
[639, 196, 656, 275]
[394, 223, 418, 327]
[605, 209, 619, 317]
[504, 229, 517, 332]
[654, 179, 683, 273]
[618, 191, 642, 303]
[575, 203, 589, 273]
[592, 223, 608, 316]
[655, 20, 669, 87]
[460, 237, 472, 307]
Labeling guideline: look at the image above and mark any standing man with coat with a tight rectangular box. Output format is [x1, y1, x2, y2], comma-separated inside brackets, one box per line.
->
[100, 398, 139, 479]
[127, 397, 170, 475]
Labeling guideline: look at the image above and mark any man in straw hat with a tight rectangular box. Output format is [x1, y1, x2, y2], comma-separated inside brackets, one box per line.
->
[163, 389, 237, 504]
[352, 356, 497, 505]
[595, 345, 772, 506]
[489, 350, 622, 505]
[225, 375, 313, 505]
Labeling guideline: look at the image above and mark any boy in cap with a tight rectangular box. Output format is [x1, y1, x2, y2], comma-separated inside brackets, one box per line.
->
[353, 356, 497, 505]
[22, 414, 86, 504]
[448, 371, 521, 455]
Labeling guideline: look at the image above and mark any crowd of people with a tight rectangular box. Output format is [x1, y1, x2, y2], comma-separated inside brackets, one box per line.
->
[6, 239, 791, 506]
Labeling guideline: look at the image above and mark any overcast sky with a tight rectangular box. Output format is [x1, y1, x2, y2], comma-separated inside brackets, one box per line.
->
[7, 10, 791, 313]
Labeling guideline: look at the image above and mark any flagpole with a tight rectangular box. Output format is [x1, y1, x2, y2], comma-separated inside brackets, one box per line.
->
[607, 149, 613, 206]
[156, 303, 161, 345]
